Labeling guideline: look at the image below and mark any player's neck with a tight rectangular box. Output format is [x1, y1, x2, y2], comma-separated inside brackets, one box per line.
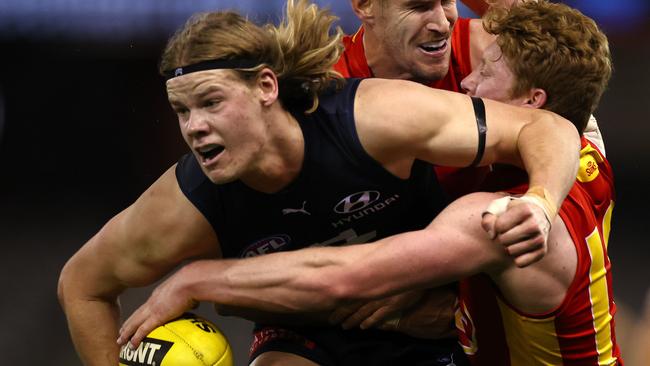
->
[240, 107, 304, 194]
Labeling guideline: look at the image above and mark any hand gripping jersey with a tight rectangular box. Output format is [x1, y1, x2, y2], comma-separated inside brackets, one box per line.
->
[456, 138, 623, 365]
[333, 19, 488, 198]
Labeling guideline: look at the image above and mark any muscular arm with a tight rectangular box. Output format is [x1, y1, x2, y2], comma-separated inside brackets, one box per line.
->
[57, 166, 220, 366]
[355, 78, 579, 217]
[118, 192, 515, 346]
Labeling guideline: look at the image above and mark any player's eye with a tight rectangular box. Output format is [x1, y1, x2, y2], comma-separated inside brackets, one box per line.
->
[203, 99, 221, 108]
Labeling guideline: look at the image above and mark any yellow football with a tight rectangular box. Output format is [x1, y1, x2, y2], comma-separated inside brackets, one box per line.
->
[118, 313, 233, 366]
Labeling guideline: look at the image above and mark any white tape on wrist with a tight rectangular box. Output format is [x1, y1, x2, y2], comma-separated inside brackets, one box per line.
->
[483, 196, 514, 216]
[517, 194, 553, 226]
[482, 195, 553, 227]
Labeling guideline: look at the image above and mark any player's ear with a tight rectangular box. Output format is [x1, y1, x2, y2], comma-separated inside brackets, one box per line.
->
[255, 68, 279, 107]
[525, 88, 547, 109]
[518, 88, 547, 109]
[351, 0, 377, 24]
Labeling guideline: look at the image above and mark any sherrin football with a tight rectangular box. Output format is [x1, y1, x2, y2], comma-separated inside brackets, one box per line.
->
[118, 313, 233, 366]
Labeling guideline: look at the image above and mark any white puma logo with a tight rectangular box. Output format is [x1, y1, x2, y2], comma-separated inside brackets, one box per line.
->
[282, 201, 310, 216]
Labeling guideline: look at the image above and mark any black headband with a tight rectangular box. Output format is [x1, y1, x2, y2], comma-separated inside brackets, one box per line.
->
[163, 58, 260, 80]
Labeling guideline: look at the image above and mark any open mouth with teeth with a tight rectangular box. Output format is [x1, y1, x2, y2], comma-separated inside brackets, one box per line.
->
[197, 145, 225, 163]
[419, 40, 447, 53]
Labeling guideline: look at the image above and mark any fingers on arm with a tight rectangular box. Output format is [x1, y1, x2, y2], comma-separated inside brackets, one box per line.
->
[491, 201, 550, 266]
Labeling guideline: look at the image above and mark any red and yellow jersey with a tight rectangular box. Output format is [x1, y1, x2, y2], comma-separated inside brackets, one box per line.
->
[334, 19, 488, 198]
[456, 138, 622, 365]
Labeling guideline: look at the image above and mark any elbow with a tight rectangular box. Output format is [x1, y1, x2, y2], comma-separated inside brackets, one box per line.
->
[546, 111, 580, 144]
[57, 259, 73, 312]
[550, 112, 581, 162]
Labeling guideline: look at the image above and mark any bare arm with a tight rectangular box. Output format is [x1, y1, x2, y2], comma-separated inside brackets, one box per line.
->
[118, 192, 517, 346]
[57, 166, 220, 366]
[119, 188, 579, 346]
[355, 78, 579, 220]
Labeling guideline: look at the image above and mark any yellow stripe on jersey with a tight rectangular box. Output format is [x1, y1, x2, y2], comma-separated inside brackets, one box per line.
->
[496, 298, 563, 365]
[602, 201, 614, 249]
[586, 228, 617, 365]
[577, 144, 604, 183]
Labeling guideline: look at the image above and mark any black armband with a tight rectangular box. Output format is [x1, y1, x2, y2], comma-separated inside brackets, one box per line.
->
[469, 97, 487, 167]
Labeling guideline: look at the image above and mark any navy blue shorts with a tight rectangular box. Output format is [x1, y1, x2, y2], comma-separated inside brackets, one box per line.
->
[249, 325, 468, 366]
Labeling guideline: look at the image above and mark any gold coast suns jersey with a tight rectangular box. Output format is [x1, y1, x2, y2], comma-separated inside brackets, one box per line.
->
[456, 138, 622, 365]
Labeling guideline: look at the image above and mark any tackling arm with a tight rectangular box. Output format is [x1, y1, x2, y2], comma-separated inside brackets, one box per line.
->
[356, 78, 579, 231]
[118, 192, 512, 347]
[57, 167, 220, 366]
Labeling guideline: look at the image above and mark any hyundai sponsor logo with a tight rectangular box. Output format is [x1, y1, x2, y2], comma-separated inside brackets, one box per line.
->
[334, 190, 381, 214]
[241, 234, 291, 257]
[331, 192, 400, 228]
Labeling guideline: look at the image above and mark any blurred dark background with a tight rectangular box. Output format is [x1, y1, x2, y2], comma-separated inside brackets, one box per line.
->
[0, 0, 648, 365]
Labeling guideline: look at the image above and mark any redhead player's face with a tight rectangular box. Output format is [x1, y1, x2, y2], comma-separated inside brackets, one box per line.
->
[166, 70, 268, 184]
[373, 0, 458, 83]
[460, 41, 529, 105]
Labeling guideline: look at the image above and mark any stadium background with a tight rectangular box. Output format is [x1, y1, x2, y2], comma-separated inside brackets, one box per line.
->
[0, 0, 648, 364]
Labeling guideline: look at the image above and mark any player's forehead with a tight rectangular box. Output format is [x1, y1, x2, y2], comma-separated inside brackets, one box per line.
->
[483, 42, 507, 69]
[166, 70, 240, 101]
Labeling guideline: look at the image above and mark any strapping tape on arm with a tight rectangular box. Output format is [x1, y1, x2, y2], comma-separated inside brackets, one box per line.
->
[483, 187, 557, 226]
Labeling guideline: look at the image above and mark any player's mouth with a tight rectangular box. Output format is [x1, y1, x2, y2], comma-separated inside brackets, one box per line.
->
[418, 39, 448, 57]
[196, 144, 225, 166]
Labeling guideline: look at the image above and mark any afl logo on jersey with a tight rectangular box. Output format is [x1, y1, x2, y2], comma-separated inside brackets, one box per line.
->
[334, 191, 381, 214]
[241, 235, 291, 257]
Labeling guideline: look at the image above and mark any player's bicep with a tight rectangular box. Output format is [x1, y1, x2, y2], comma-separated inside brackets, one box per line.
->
[115, 166, 220, 284]
[355, 79, 480, 168]
[65, 166, 221, 298]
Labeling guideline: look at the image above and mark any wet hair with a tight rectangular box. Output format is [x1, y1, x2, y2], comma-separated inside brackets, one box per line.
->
[159, 0, 344, 112]
[483, 0, 612, 132]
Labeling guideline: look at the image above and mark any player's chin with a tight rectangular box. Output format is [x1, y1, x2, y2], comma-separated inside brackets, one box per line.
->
[413, 65, 449, 84]
[202, 167, 236, 185]
[207, 174, 237, 185]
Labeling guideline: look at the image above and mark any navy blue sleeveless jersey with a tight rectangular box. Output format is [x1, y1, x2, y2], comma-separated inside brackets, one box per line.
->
[174, 79, 468, 365]
[175, 78, 448, 259]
